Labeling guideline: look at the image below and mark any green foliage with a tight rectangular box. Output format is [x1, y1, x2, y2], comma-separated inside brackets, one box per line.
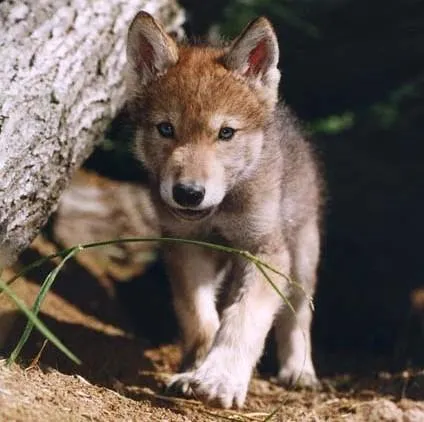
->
[310, 112, 355, 135]
[0, 276, 81, 365]
[369, 77, 423, 130]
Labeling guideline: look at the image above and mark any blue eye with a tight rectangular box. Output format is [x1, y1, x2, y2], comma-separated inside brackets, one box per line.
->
[156, 122, 174, 138]
[218, 127, 235, 141]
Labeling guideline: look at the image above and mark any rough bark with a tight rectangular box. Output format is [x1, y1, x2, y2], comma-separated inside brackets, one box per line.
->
[0, 0, 184, 268]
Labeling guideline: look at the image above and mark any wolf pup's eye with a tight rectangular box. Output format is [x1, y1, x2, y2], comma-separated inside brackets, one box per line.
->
[218, 127, 235, 141]
[156, 122, 174, 138]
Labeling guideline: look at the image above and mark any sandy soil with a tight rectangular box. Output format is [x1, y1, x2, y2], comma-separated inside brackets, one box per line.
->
[1, 236, 424, 421]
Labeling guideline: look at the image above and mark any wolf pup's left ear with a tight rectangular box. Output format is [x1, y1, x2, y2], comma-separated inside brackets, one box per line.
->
[126, 11, 179, 87]
[223, 17, 280, 106]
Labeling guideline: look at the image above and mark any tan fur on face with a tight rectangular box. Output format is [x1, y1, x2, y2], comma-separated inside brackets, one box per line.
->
[132, 47, 268, 209]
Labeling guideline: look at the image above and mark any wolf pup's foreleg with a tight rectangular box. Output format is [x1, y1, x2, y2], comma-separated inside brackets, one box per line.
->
[170, 241, 291, 408]
[275, 218, 320, 388]
[164, 244, 226, 373]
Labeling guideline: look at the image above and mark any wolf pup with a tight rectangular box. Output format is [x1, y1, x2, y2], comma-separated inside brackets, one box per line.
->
[125, 11, 323, 409]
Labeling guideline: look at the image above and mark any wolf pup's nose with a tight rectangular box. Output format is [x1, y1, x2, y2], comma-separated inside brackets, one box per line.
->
[173, 182, 205, 207]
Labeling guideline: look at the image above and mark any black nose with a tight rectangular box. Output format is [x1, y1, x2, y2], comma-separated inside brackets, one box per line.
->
[172, 182, 205, 207]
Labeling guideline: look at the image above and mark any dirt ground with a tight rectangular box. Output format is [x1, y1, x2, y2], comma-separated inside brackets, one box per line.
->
[0, 243, 423, 422]
[1, 174, 424, 421]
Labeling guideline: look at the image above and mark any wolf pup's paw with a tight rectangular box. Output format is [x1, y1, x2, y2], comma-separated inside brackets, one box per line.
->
[186, 348, 250, 409]
[167, 348, 250, 408]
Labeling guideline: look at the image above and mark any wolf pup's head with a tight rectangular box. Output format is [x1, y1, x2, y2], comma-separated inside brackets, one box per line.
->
[126, 12, 280, 221]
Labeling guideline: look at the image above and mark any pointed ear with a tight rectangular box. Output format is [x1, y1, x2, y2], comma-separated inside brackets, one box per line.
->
[223, 17, 280, 103]
[126, 11, 178, 86]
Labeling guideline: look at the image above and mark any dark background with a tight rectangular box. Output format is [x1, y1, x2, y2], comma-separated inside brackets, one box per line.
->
[86, 0, 424, 369]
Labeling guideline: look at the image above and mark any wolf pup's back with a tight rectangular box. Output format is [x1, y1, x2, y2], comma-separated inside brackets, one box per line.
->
[125, 11, 323, 409]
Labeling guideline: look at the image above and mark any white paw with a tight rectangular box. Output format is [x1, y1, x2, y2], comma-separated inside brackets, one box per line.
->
[191, 355, 250, 408]
[168, 348, 251, 409]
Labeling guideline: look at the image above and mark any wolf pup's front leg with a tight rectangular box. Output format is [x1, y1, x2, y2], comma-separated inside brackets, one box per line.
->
[180, 243, 290, 408]
[164, 243, 225, 397]
[163, 244, 227, 369]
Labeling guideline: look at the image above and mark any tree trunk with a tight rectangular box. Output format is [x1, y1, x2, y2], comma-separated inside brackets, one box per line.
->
[0, 0, 184, 268]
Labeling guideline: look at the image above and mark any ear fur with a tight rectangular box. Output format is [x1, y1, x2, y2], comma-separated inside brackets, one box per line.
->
[126, 11, 178, 86]
[223, 17, 280, 105]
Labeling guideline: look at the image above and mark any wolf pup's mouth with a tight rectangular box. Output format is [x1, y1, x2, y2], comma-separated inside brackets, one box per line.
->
[167, 205, 215, 221]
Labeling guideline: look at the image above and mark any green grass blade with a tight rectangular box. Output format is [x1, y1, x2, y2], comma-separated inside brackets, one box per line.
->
[254, 262, 296, 315]
[1, 237, 298, 368]
[0, 278, 80, 365]
[1, 254, 81, 366]
[7, 247, 79, 365]
[2, 236, 298, 293]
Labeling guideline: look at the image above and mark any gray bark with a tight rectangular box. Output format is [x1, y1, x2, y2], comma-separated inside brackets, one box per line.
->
[0, 0, 184, 268]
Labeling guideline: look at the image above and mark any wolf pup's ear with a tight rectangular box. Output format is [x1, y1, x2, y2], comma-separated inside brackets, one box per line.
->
[126, 11, 179, 86]
[223, 17, 280, 106]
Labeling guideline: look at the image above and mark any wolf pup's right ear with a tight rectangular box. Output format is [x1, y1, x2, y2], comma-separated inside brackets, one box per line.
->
[126, 11, 179, 86]
[223, 17, 280, 107]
